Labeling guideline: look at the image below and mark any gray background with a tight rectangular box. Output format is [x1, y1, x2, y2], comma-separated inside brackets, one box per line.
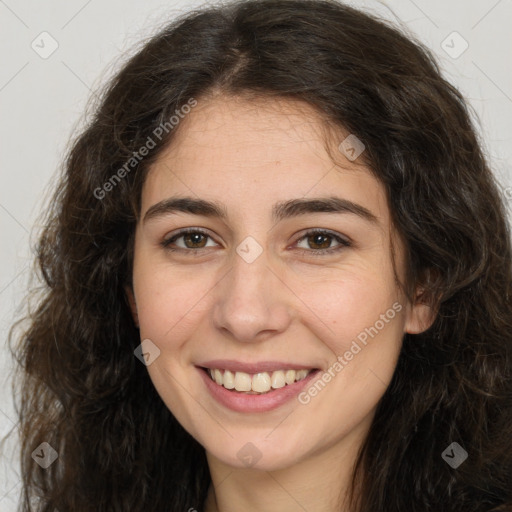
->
[1, 0, 511, 508]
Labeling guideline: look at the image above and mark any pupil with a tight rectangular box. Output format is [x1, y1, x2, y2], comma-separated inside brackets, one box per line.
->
[310, 234, 330, 249]
[187, 233, 205, 247]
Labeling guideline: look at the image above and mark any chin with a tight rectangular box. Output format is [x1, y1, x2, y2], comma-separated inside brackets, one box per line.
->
[204, 433, 312, 472]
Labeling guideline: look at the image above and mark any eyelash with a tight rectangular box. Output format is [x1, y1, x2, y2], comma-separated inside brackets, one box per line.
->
[160, 228, 351, 256]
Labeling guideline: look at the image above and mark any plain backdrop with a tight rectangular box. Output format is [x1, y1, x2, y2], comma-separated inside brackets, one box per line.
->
[0, 0, 511, 509]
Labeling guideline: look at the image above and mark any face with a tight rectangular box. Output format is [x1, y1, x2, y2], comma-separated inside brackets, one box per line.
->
[126, 95, 433, 472]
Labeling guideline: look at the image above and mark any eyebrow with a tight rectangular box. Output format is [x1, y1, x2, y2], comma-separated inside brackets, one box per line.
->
[142, 196, 379, 225]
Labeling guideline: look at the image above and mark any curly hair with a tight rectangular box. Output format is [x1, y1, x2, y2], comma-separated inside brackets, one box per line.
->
[7, 0, 512, 510]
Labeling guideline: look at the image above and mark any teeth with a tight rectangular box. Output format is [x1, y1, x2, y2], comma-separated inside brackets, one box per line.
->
[252, 372, 271, 393]
[234, 371, 252, 391]
[285, 369, 296, 385]
[223, 370, 235, 389]
[206, 368, 313, 393]
[296, 369, 309, 380]
[270, 370, 286, 389]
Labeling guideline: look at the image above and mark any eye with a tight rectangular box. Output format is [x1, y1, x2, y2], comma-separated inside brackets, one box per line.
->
[294, 229, 351, 256]
[160, 228, 218, 252]
[160, 228, 351, 256]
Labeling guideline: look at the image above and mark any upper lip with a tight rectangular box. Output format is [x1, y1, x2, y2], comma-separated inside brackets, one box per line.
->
[197, 359, 319, 374]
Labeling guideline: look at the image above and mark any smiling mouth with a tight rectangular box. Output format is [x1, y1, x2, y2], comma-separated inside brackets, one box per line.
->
[201, 367, 319, 394]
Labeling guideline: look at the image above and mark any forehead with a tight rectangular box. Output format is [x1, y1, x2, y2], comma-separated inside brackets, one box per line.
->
[141, 95, 390, 228]
[156, 94, 356, 172]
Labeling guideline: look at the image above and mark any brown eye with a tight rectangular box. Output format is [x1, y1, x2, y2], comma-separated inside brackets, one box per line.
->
[161, 229, 217, 251]
[306, 233, 332, 250]
[295, 230, 351, 256]
[181, 232, 208, 248]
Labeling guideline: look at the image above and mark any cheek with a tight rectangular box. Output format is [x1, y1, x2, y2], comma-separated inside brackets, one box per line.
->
[131, 266, 212, 426]
[133, 262, 218, 346]
[296, 275, 405, 436]
[295, 268, 406, 405]
[295, 267, 402, 351]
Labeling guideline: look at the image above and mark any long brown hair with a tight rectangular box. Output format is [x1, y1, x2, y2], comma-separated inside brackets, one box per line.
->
[7, 0, 512, 510]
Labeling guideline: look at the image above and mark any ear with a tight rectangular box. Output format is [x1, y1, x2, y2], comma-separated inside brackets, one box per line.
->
[124, 285, 139, 328]
[404, 269, 439, 335]
[404, 298, 435, 334]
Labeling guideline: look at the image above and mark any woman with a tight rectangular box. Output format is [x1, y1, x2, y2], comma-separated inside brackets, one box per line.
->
[8, 0, 512, 510]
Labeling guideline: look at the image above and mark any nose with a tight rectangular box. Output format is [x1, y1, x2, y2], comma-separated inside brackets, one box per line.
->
[211, 242, 293, 343]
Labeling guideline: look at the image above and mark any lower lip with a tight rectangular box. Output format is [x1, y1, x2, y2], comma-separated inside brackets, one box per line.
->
[197, 367, 321, 413]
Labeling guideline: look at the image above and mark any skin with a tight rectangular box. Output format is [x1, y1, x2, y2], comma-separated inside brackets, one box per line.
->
[126, 94, 435, 512]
